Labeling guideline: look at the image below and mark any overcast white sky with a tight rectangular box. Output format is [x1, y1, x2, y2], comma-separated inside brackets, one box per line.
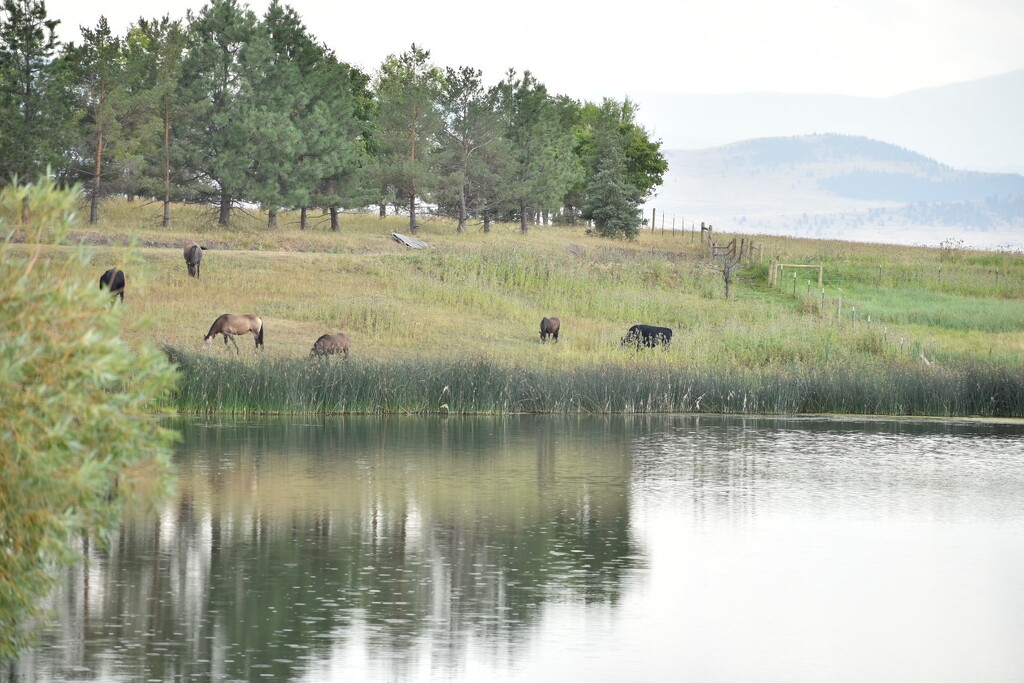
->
[44, 0, 1023, 100]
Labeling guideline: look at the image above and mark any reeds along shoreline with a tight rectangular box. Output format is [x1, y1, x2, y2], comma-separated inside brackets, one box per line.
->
[164, 347, 1024, 418]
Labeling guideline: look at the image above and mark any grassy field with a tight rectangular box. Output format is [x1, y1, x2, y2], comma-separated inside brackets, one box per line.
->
[8, 199, 1024, 415]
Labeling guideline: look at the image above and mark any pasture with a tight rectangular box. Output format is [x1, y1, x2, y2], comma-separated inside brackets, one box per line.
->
[7, 199, 1024, 414]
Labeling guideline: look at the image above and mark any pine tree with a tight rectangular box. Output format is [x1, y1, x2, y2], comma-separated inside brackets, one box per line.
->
[181, 0, 261, 226]
[63, 17, 126, 224]
[581, 127, 643, 239]
[495, 70, 581, 233]
[0, 0, 69, 183]
[122, 16, 194, 227]
[372, 44, 443, 234]
[435, 66, 512, 233]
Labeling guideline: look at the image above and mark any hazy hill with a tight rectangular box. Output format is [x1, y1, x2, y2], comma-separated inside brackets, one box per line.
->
[647, 134, 1024, 248]
[635, 71, 1024, 174]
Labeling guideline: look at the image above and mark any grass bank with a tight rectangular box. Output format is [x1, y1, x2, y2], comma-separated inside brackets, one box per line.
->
[165, 347, 1024, 417]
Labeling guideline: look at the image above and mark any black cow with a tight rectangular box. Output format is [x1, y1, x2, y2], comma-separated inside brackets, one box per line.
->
[99, 268, 125, 302]
[622, 324, 672, 349]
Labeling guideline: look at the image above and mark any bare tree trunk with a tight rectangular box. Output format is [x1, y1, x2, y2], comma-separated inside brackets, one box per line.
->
[330, 206, 339, 232]
[219, 190, 231, 227]
[409, 193, 418, 234]
[90, 131, 103, 224]
[379, 199, 386, 218]
[519, 200, 529, 234]
[162, 108, 171, 228]
[267, 209, 277, 229]
[457, 187, 467, 233]
[483, 210, 491, 234]
[300, 206, 307, 230]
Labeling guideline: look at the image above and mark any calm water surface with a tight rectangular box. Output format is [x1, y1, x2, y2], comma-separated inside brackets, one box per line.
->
[9, 415, 1024, 682]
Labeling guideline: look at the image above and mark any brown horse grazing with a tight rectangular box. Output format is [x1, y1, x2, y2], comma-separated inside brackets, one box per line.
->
[99, 268, 125, 302]
[540, 317, 560, 343]
[204, 313, 264, 353]
[184, 241, 204, 278]
[310, 332, 351, 358]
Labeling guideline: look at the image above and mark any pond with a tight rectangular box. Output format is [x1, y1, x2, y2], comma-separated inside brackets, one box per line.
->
[8, 415, 1024, 682]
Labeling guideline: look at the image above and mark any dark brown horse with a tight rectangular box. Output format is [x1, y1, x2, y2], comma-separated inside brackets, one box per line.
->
[204, 313, 264, 353]
[184, 241, 204, 278]
[310, 332, 351, 358]
[540, 317, 560, 343]
[99, 268, 125, 302]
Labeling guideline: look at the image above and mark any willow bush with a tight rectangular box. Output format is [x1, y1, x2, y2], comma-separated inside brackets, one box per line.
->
[0, 179, 178, 660]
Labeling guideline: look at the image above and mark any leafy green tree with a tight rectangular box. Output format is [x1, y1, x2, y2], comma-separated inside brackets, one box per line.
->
[577, 97, 667, 202]
[435, 66, 512, 233]
[581, 126, 643, 239]
[181, 0, 262, 226]
[372, 44, 443, 234]
[0, 177, 177, 659]
[495, 69, 580, 233]
[0, 0, 69, 184]
[63, 17, 126, 224]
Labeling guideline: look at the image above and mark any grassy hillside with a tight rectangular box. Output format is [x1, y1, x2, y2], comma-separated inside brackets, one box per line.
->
[8, 199, 1024, 415]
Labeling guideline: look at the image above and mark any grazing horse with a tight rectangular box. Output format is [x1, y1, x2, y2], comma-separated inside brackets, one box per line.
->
[310, 332, 351, 358]
[204, 313, 264, 353]
[540, 317, 560, 343]
[622, 324, 673, 349]
[184, 241, 204, 278]
[98, 268, 125, 302]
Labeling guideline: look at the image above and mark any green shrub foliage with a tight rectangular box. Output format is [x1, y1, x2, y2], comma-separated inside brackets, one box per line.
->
[0, 178, 178, 659]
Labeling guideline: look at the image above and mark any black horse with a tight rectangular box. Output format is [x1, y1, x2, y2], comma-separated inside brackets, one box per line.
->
[540, 317, 560, 343]
[623, 324, 672, 349]
[99, 268, 125, 302]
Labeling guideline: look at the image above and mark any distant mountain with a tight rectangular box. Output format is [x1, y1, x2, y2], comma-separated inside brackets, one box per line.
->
[645, 134, 1024, 248]
[635, 71, 1024, 173]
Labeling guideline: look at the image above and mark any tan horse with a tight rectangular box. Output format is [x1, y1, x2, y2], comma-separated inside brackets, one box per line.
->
[184, 241, 204, 278]
[310, 332, 351, 358]
[204, 313, 264, 353]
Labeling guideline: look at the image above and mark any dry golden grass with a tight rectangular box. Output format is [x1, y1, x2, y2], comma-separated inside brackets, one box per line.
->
[8, 197, 1024, 371]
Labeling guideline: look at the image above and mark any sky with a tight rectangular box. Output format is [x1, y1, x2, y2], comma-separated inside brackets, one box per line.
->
[43, 0, 1024, 101]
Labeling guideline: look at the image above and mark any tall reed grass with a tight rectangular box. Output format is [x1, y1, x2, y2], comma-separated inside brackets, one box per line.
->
[164, 347, 1024, 418]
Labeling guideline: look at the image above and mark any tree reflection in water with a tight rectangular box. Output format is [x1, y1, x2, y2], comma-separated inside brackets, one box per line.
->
[19, 416, 644, 682]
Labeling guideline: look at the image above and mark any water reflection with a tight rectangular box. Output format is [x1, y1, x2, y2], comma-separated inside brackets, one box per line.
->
[8, 415, 1024, 682]
[17, 416, 644, 682]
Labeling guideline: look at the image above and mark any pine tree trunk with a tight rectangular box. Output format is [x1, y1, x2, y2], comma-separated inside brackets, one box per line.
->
[330, 207, 339, 232]
[457, 187, 467, 233]
[483, 211, 491, 234]
[409, 193, 418, 234]
[300, 207, 308, 230]
[379, 200, 386, 218]
[520, 200, 529, 234]
[162, 110, 171, 228]
[268, 209, 277, 229]
[219, 191, 231, 227]
[90, 132, 103, 224]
